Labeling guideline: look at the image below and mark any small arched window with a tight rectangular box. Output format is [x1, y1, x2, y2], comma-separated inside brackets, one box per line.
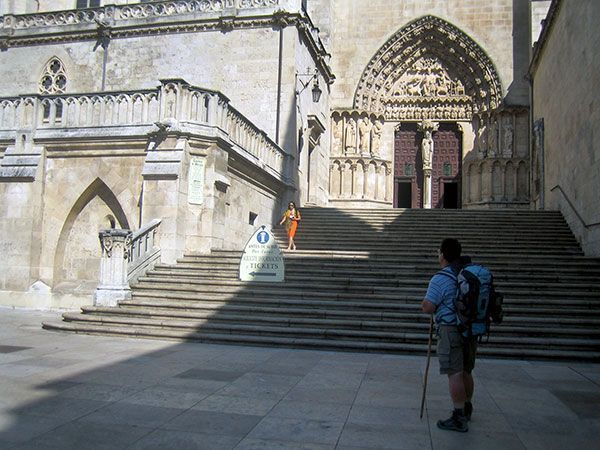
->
[39, 58, 67, 95]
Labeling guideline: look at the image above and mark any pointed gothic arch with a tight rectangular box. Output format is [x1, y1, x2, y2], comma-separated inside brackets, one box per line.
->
[354, 15, 502, 121]
[53, 178, 129, 287]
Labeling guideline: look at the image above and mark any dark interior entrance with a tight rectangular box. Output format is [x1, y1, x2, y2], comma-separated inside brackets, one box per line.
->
[395, 181, 412, 208]
[442, 182, 458, 209]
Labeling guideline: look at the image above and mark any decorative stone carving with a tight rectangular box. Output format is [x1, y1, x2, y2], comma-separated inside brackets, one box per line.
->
[358, 117, 372, 155]
[331, 110, 385, 158]
[331, 115, 343, 156]
[371, 120, 383, 156]
[421, 130, 433, 170]
[94, 228, 133, 307]
[330, 109, 391, 206]
[354, 15, 502, 121]
[464, 107, 530, 208]
[344, 119, 356, 154]
[488, 118, 498, 157]
[502, 115, 514, 158]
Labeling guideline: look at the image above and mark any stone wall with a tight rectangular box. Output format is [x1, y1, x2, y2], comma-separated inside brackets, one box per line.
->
[531, 0, 600, 255]
[0, 28, 282, 143]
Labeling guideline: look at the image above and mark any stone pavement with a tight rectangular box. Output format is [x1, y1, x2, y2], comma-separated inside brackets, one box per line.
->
[1, 308, 599, 450]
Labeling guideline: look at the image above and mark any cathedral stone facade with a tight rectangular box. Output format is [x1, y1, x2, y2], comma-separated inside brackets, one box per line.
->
[0, 0, 597, 309]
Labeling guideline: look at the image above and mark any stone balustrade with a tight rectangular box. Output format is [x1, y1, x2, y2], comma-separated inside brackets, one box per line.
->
[128, 219, 161, 283]
[0, 79, 287, 180]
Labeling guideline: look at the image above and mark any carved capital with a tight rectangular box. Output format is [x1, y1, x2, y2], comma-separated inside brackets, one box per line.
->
[99, 229, 133, 260]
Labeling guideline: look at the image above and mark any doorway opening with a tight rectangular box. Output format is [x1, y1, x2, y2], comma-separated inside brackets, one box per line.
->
[395, 181, 412, 208]
[442, 182, 459, 209]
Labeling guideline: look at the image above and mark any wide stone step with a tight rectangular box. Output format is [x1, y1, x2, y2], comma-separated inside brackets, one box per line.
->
[131, 284, 600, 308]
[274, 243, 583, 256]
[129, 292, 600, 316]
[82, 306, 600, 334]
[43, 318, 600, 359]
[198, 250, 596, 264]
[42, 321, 597, 361]
[147, 267, 600, 285]
[134, 276, 600, 298]
[116, 298, 600, 326]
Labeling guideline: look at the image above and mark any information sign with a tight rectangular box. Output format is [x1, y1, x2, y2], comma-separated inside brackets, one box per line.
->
[239, 226, 284, 282]
[188, 157, 205, 205]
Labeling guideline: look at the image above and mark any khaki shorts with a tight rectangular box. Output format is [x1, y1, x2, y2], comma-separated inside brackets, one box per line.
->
[437, 325, 478, 375]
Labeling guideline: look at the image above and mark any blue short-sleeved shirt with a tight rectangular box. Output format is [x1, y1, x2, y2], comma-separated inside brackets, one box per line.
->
[425, 266, 458, 325]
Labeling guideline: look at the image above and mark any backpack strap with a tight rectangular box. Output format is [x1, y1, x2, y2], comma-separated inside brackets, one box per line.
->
[435, 269, 459, 314]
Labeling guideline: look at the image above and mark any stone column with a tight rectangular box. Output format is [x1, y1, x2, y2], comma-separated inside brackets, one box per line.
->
[94, 229, 132, 307]
[423, 168, 432, 209]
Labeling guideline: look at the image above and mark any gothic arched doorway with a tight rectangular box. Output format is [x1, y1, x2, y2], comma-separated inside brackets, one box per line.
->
[394, 122, 462, 209]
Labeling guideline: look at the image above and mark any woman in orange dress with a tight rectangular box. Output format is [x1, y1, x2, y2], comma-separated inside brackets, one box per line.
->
[279, 201, 301, 251]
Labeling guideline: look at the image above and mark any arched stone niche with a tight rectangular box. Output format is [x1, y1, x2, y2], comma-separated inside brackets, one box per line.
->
[354, 15, 503, 123]
[464, 158, 529, 207]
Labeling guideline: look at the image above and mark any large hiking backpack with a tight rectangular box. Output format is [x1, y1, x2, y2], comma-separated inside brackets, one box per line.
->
[443, 264, 504, 338]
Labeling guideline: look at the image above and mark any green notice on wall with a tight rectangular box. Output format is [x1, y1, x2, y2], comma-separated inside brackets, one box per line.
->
[188, 157, 205, 205]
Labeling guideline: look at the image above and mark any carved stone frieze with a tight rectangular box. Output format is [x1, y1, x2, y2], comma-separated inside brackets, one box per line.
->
[4, 1, 279, 29]
[354, 15, 502, 121]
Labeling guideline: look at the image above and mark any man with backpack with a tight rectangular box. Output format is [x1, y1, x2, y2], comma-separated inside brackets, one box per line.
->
[421, 238, 476, 433]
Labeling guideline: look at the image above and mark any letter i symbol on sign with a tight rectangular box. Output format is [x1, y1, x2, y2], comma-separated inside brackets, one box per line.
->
[257, 231, 269, 244]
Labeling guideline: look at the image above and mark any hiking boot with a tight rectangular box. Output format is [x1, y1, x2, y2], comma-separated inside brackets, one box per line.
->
[437, 409, 468, 432]
[464, 401, 473, 421]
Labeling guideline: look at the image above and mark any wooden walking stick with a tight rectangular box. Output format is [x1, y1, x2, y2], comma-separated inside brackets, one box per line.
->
[420, 314, 434, 419]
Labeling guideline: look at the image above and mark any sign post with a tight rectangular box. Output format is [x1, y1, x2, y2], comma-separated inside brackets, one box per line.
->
[239, 226, 284, 282]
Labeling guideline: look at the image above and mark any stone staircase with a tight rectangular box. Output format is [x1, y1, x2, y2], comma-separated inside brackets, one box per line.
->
[43, 208, 600, 361]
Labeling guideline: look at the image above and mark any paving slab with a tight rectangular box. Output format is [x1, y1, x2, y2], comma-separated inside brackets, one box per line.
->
[1, 307, 600, 450]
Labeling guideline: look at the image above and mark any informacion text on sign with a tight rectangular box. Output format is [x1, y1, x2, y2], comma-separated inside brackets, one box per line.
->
[239, 226, 284, 282]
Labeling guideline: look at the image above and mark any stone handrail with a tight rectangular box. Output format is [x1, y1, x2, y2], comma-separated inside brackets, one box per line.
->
[551, 185, 600, 229]
[0, 0, 286, 31]
[128, 219, 162, 282]
[0, 79, 287, 179]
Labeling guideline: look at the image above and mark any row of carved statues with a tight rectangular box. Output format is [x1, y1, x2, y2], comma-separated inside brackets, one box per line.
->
[331, 111, 385, 157]
[473, 110, 528, 159]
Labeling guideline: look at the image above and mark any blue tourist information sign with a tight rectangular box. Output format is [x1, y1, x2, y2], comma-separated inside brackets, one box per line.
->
[239, 226, 285, 282]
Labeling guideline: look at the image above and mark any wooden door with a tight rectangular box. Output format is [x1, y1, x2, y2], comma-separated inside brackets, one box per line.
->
[393, 123, 421, 208]
[432, 123, 462, 208]
[394, 122, 462, 208]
